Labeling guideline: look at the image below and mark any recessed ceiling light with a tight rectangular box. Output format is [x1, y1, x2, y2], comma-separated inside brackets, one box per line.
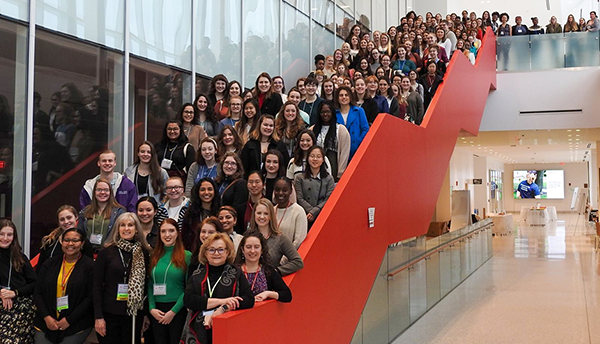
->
[567, 130, 572, 132]
[461, 137, 466, 140]
[576, 129, 581, 132]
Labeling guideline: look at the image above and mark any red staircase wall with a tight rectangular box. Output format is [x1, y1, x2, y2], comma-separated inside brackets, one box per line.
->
[213, 32, 497, 343]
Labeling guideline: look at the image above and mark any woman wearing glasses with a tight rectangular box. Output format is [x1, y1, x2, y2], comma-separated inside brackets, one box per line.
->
[155, 177, 189, 230]
[34, 228, 95, 344]
[155, 119, 196, 183]
[78, 179, 126, 252]
[178, 103, 207, 152]
[181, 233, 254, 343]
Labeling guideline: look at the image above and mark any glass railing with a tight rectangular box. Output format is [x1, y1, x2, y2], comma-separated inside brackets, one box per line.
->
[351, 219, 493, 344]
[497, 31, 600, 71]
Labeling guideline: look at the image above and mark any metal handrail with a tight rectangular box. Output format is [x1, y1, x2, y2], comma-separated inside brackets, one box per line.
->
[387, 219, 492, 277]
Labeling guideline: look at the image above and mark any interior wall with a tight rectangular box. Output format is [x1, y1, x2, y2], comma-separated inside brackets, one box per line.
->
[449, 147, 475, 213]
[504, 162, 589, 213]
[481, 69, 600, 132]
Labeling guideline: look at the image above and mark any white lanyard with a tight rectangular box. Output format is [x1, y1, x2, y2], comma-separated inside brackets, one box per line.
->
[92, 215, 106, 236]
[118, 248, 130, 283]
[6, 260, 12, 289]
[152, 261, 173, 285]
[49, 240, 60, 258]
[207, 275, 223, 298]
[163, 144, 179, 160]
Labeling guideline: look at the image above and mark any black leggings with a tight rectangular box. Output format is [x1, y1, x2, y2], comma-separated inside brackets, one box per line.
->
[97, 312, 143, 344]
[149, 302, 188, 344]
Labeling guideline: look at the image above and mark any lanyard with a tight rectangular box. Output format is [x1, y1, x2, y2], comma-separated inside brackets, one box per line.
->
[118, 248, 131, 283]
[49, 240, 60, 258]
[162, 143, 179, 161]
[6, 260, 12, 289]
[242, 265, 261, 292]
[207, 275, 223, 298]
[92, 215, 106, 236]
[277, 202, 291, 229]
[199, 164, 216, 180]
[60, 254, 81, 296]
[398, 59, 406, 71]
[134, 165, 150, 195]
[152, 261, 173, 285]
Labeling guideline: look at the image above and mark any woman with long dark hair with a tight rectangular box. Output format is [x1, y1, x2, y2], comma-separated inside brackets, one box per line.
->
[178, 103, 207, 151]
[155, 120, 196, 183]
[216, 152, 248, 235]
[0, 219, 37, 343]
[125, 141, 169, 203]
[240, 114, 290, 179]
[137, 196, 160, 248]
[216, 125, 243, 158]
[309, 101, 350, 181]
[182, 178, 220, 251]
[34, 228, 94, 344]
[234, 231, 292, 302]
[335, 86, 369, 162]
[147, 218, 191, 344]
[193, 94, 221, 137]
[234, 98, 260, 145]
[286, 129, 332, 181]
[252, 72, 283, 116]
[208, 74, 229, 120]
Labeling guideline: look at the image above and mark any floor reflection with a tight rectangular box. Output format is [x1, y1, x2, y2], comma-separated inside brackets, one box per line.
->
[514, 220, 568, 259]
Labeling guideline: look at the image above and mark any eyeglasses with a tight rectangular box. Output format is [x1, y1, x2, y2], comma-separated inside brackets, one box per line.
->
[63, 239, 82, 244]
[166, 186, 183, 191]
[223, 161, 237, 166]
[207, 248, 227, 255]
[95, 188, 110, 193]
[167, 127, 180, 132]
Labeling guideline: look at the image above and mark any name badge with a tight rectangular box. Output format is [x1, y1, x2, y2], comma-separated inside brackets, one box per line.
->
[202, 309, 214, 317]
[57, 296, 69, 311]
[161, 159, 173, 169]
[90, 233, 103, 245]
[153, 284, 167, 296]
[117, 283, 128, 301]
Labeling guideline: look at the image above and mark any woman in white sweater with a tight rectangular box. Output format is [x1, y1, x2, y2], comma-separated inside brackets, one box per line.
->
[273, 177, 307, 249]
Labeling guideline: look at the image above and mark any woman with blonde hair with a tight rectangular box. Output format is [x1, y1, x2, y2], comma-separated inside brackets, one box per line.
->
[93, 212, 151, 343]
[249, 198, 303, 276]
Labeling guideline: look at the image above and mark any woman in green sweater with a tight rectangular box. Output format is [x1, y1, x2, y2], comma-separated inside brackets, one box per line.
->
[147, 218, 191, 343]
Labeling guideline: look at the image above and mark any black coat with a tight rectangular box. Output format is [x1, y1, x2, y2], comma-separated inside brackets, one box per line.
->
[240, 139, 290, 179]
[360, 98, 380, 125]
[219, 178, 249, 235]
[260, 93, 283, 116]
[34, 254, 95, 343]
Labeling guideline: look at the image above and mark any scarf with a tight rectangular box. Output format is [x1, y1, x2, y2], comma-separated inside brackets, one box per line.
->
[116, 239, 145, 316]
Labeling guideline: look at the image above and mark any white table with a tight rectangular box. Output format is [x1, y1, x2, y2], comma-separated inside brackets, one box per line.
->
[488, 213, 514, 235]
[527, 208, 549, 226]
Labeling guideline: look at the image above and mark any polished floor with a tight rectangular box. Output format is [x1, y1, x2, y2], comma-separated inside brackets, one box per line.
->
[393, 214, 600, 344]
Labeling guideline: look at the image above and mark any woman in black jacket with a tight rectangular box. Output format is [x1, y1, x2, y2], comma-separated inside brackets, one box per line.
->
[216, 152, 248, 235]
[252, 72, 283, 116]
[155, 119, 196, 183]
[240, 114, 290, 179]
[34, 228, 94, 344]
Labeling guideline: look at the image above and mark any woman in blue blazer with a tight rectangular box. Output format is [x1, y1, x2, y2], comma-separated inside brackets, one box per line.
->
[334, 85, 369, 161]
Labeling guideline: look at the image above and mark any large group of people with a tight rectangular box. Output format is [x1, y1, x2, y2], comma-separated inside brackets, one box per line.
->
[2, 7, 596, 344]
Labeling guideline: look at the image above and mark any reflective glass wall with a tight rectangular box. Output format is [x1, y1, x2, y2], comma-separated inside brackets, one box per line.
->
[0, 0, 410, 255]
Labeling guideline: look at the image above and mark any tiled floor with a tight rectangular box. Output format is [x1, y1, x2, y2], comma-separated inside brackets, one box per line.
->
[393, 214, 600, 344]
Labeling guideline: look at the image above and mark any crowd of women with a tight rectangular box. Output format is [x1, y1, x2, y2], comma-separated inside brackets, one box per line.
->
[3, 8, 586, 344]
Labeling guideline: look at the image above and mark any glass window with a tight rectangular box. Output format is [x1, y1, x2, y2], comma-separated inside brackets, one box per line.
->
[337, 0, 354, 20]
[130, 58, 192, 152]
[195, 0, 241, 83]
[355, 0, 371, 31]
[0, 0, 28, 22]
[387, 0, 399, 30]
[282, 3, 310, 88]
[312, 0, 334, 28]
[284, 0, 309, 16]
[243, 0, 279, 87]
[0, 18, 27, 237]
[130, 0, 192, 70]
[373, 0, 386, 33]
[31, 28, 124, 255]
[312, 21, 335, 62]
[335, 4, 353, 40]
[36, 0, 125, 51]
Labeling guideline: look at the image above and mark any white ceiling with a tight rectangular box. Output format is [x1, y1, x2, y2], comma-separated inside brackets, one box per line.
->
[456, 128, 600, 164]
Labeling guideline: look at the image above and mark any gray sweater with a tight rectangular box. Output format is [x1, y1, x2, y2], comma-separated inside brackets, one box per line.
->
[266, 234, 304, 276]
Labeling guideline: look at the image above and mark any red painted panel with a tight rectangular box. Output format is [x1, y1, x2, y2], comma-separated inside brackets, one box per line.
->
[213, 32, 497, 344]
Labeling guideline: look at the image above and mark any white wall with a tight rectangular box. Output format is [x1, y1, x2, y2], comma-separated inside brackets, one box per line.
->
[413, 0, 448, 18]
[480, 68, 600, 132]
[504, 162, 589, 212]
[446, 0, 598, 24]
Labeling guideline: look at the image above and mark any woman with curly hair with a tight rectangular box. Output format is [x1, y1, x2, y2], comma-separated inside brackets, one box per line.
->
[275, 101, 307, 157]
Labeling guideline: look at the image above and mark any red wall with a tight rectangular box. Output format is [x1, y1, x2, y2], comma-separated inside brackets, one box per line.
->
[213, 32, 497, 343]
